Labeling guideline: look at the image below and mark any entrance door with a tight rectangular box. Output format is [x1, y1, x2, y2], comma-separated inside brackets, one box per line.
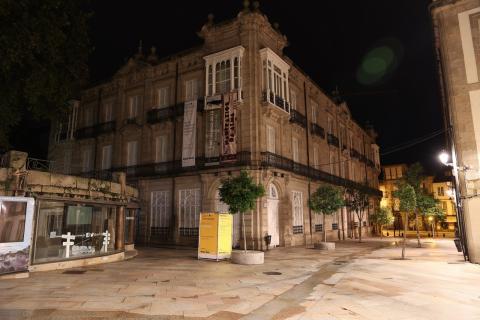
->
[267, 184, 280, 247]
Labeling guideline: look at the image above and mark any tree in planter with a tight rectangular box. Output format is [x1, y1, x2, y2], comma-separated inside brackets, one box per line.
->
[308, 185, 345, 243]
[393, 183, 416, 259]
[402, 163, 426, 248]
[219, 171, 265, 253]
[370, 207, 394, 238]
[425, 205, 446, 237]
[346, 188, 370, 242]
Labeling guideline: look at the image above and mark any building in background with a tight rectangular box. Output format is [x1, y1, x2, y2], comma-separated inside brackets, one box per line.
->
[431, 0, 480, 262]
[49, 3, 382, 250]
[379, 164, 457, 236]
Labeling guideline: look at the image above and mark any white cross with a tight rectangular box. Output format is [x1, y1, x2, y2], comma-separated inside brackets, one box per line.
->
[62, 232, 76, 258]
[102, 230, 111, 252]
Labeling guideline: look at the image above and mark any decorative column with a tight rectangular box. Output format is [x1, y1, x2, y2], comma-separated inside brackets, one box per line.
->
[115, 206, 126, 251]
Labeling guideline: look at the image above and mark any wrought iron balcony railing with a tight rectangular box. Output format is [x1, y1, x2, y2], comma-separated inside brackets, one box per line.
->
[260, 151, 382, 197]
[290, 109, 307, 128]
[75, 121, 116, 140]
[327, 133, 340, 147]
[262, 90, 289, 113]
[147, 106, 175, 124]
[310, 123, 325, 139]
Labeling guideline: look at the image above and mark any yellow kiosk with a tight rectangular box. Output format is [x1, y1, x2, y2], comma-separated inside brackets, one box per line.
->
[198, 212, 233, 260]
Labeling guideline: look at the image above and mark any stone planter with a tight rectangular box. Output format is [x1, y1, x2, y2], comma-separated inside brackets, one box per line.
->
[314, 242, 336, 251]
[231, 250, 264, 265]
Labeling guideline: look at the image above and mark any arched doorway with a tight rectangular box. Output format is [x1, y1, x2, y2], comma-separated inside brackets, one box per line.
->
[267, 184, 280, 247]
[215, 189, 241, 248]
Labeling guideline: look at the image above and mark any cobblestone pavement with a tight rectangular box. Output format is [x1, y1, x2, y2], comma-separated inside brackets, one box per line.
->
[0, 238, 478, 320]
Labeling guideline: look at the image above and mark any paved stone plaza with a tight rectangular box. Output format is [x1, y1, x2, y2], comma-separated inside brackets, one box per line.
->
[0, 239, 479, 320]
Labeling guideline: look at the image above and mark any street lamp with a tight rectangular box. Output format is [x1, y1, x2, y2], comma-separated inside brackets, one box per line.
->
[439, 151, 450, 166]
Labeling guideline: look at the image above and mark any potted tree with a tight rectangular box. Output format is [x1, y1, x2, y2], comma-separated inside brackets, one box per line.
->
[346, 188, 369, 242]
[370, 207, 394, 238]
[308, 185, 344, 250]
[219, 171, 265, 265]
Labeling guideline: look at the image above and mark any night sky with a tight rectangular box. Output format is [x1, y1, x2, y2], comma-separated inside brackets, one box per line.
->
[13, 0, 444, 174]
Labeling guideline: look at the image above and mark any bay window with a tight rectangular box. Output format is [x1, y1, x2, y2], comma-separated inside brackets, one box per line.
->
[260, 48, 291, 113]
[204, 46, 244, 97]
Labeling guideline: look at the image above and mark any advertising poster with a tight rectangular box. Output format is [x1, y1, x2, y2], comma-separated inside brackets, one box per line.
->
[198, 213, 233, 260]
[198, 213, 218, 259]
[222, 91, 238, 163]
[0, 197, 35, 275]
[182, 100, 197, 167]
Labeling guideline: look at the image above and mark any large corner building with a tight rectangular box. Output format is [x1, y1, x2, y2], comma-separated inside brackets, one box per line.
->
[49, 3, 382, 250]
[431, 0, 480, 262]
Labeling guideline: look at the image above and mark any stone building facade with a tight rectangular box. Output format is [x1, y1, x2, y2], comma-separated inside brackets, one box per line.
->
[431, 0, 480, 262]
[49, 4, 381, 250]
[379, 164, 457, 235]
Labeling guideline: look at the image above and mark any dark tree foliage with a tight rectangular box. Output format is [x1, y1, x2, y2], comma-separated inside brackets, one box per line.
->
[0, 0, 91, 147]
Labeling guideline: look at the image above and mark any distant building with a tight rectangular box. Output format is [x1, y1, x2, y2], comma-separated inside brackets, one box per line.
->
[379, 164, 457, 234]
[49, 3, 382, 250]
[431, 0, 480, 262]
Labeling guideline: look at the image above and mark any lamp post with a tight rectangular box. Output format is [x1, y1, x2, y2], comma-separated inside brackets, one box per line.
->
[437, 150, 468, 260]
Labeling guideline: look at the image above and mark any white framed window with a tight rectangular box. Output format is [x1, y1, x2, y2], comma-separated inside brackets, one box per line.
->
[126, 141, 138, 166]
[81, 147, 93, 173]
[157, 87, 169, 108]
[327, 116, 334, 135]
[292, 191, 304, 228]
[292, 137, 299, 163]
[330, 152, 335, 175]
[290, 90, 297, 110]
[311, 101, 318, 124]
[103, 102, 113, 122]
[179, 188, 201, 229]
[101, 145, 112, 170]
[313, 146, 319, 168]
[267, 125, 275, 153]
[185, 79, 198, 101]
[151, 190, 171, 228]
[155, 135, 168, 163]
[128, 95, 140, 119]
[204, 46, 244, 97]
[261, 48, 290, 112]
[84, 107, 93, 127]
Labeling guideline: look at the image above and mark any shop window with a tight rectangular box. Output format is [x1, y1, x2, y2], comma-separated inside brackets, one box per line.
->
[33, 201, 117, 264]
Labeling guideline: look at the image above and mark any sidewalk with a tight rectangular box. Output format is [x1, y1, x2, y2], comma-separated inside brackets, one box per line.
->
[0, 239, 478, 320]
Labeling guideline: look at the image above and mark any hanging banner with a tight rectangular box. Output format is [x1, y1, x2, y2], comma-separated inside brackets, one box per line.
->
[182, 100, 197, 167]
[222, 91, 238, 163]
[205, 96, 222, 166]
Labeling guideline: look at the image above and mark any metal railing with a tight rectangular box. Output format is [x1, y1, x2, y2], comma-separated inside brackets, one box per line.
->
[260, 152, 382, 197]
[26, 157, 55, 172]
[262, 90, 290, 113]
[311, 123, 325, 139]
[290, 109, 307, 128]
[75, 121, 116, 140]
[327, 133, 340, 147]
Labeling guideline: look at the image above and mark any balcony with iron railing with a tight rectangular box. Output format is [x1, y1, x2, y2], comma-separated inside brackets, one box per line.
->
[310, 123, 325, 139]
[350, 149, 361, 159]
[260, 151, 382, 197]
[75, 121, 116, 140]
[262, 90, 290, 113]
[147, 106, 175, 124]
[327, 133, 340, 147]
[290, 109, 307, 128]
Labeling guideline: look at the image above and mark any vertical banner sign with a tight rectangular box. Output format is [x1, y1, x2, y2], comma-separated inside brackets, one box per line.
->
[182, 100, 197, 167]
[222, 91, 238, 163]
[204, 96, 222, 166]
